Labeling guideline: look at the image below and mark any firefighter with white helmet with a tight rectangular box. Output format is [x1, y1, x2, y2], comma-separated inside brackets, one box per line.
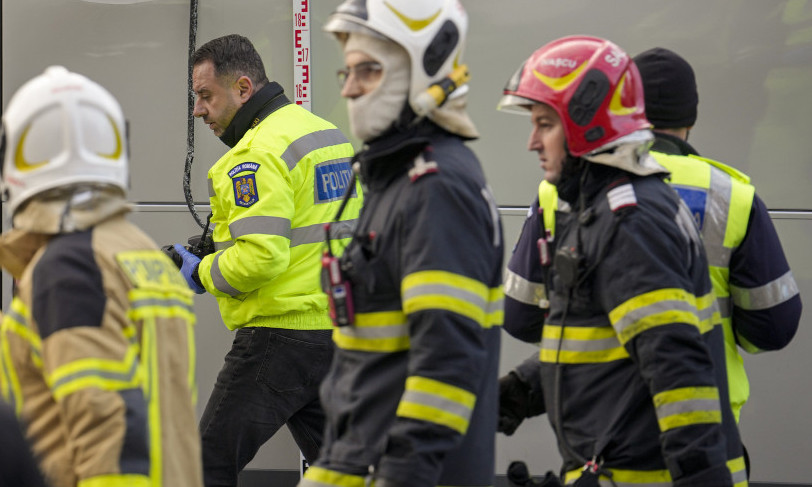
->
[298, 1, 503, 486]
[0, 66, 203, 487]
[496, 37, 746, 485]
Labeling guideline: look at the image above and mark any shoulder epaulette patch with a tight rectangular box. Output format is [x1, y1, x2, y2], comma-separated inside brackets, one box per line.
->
[408, 154, 439, 183]
[607, 183, 637, 212]
[230, 162, 260, 208]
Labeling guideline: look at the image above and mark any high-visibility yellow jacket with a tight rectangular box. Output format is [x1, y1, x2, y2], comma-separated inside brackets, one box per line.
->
[0, 210, 203, 487]
[198, 84, 361, 331]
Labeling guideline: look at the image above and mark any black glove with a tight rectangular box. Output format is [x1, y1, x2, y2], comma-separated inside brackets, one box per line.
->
[499, 371, 533, 435]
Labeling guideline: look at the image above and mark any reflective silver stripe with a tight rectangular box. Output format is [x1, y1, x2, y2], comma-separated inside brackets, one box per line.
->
[327, 219, 357, 241]
[229, 216, 291, 239]
[6, 309, 27, 327]
[215, 241, 233, 251]
[50, 355, 139, 391]
[656, 398, 720, 420]
[403, 283, 487, 311]
[541, 335, 621, 353]
[337, 323, 409, 340]
[210, 253, 242, 297]
[131, 297, 194, 314]
[291, 222, 324, 247]
[703, 170, 733, 267]
[731, 465, 748, 485]
[208, 177, 215, 198]
[731, 270, 799, 310]
[280, 129, 349, 171]
[401, 389, 474, 423]
[504, 268, 547, 307]
[614, 299, 697, 337]
[716, 296, 732, 320]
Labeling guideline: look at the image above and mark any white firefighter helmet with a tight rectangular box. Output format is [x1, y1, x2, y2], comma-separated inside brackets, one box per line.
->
[1, 66, 128, 216]
[324, 0, 469, 117]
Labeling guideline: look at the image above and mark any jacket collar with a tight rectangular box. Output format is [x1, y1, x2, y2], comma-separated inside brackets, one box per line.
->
[355, 119, 442, 190]
[651, 131, 699, 156]
[219, 82, 289, 148]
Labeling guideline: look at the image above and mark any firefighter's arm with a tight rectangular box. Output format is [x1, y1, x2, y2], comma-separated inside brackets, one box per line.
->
[32, 248, 150, 487]
[504, 197, 550, 343]
[375, 177, 501, 487]
[198, 152, 294, 297]
[600, 220, 732, 486]
[729, 195, 801, 353]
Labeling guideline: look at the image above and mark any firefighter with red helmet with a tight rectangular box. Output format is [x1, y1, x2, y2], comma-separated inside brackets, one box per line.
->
[497, 37, 746, 485]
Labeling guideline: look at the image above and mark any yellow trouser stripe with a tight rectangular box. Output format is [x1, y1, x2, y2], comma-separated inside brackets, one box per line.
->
[397, 376, 475, 434]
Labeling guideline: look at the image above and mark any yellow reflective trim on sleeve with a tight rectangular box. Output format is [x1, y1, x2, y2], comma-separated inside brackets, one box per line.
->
[728, 456, 748, 487]
[402, 270, 502, 328]
[78, 474, 151, 487]
[47, 346, 142, 401]
[539, 325, 629, 364]
[653, 386, 722, 432]
[397, 376, 476, 434]
[301, 466, 367, 487]
[609, 288, 701, 344]
[397, 402, 470, 434]
[657, 410, 722, 432]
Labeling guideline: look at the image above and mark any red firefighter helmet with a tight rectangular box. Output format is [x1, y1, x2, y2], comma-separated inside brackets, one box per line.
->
[499, 35, 650, 157]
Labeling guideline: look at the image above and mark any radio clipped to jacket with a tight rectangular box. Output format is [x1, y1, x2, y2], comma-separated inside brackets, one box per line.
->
[321, 250, 354, 327]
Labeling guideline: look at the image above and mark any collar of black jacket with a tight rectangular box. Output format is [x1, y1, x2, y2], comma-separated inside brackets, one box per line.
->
[651, 131, 699, 157]
[355, 119, 444, 190]
[218, 81, 289, 148]
[558, 159, 641, 209]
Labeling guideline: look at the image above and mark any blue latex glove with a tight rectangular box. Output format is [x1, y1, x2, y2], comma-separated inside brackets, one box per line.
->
[173, 244, 205, 294]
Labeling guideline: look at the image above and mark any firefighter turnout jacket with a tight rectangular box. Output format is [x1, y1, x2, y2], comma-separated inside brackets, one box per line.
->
[652, 133, 801, 422]
[0, 199, 202, 487]
[301, 122, 504, 487]
[198, 82, 361, 330]
[503, 162, 746, 486]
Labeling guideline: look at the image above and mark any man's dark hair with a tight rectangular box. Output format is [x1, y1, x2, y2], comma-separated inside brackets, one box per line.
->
[193, 34, 269, 88]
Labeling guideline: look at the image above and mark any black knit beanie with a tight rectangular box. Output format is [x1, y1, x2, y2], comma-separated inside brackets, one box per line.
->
[633, 47, 698, 128]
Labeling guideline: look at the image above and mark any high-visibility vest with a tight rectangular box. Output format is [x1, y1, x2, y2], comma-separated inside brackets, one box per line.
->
[538, 151, 756, 422]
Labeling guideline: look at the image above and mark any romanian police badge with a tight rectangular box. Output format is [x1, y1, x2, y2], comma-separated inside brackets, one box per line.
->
[229, 162, 261, 208]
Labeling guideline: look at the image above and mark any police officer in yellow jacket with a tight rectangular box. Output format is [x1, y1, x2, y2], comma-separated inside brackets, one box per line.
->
[0, 67, 203, 487]
[498, 37, 745, 485]
[634, 48, 801, 424]
[298, 2, 503, 487]
[170, 34, 362, 487]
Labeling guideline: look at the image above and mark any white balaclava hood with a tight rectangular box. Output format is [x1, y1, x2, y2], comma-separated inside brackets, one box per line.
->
[344, 32, 410, 142]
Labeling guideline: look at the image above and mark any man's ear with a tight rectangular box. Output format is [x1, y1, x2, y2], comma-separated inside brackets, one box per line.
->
[235, 75, 254, 103]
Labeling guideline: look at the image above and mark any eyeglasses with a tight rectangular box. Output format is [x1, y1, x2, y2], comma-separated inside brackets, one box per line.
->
[336, 61, 383, 88]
